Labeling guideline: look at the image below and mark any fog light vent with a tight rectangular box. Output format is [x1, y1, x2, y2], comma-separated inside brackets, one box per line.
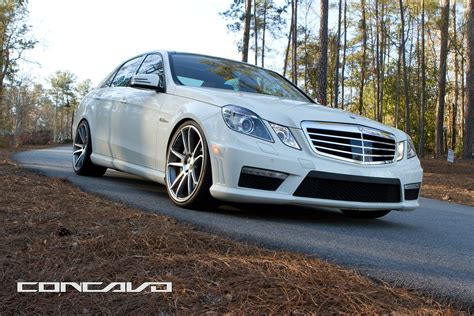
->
[404, 183, 421, 200]
[238, 167, 287, 191]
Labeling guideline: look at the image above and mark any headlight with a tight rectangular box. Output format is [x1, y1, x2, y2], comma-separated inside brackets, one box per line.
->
[397, 141, 404, 161]
[397, 137, 417, 161]
[222, 105, 273, 142]
[407, 137, 416, 159]
[270, 122, 300, 150]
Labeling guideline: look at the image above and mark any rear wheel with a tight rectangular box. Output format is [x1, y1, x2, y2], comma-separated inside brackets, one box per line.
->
[165, 121, 213, 208]
[341, 209, 391, 219]
[72, 120, 107, 177]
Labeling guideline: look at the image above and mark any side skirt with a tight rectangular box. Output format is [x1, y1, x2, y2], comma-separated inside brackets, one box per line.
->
[91, 153, 166, 185]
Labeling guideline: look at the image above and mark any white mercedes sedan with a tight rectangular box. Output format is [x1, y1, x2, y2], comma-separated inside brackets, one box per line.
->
[72, 50, 422, 219]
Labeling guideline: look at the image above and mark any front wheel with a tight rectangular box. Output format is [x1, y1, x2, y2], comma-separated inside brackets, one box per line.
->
[165, 121, 213, 209]
[72, 120, 107, 177]
[341, 209, 391, 219]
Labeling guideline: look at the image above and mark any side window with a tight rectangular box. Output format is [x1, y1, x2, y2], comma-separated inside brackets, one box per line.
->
[110, 57, 144, 87]
[137, 54, 164, 77]
[100, 70, 118, 88]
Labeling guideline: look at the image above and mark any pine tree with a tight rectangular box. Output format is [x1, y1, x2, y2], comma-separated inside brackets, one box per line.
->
[464, 0, 474, 158]
[317, 0, 328, 104]
[435, 0, 450, 157]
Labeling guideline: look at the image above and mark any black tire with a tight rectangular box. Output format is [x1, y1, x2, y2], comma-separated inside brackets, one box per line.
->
[72, 120, 107, 177]
[341, 209, 391, 219]
[165, 120, 214, 209]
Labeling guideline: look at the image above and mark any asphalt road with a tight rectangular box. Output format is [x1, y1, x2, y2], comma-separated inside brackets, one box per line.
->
[14, 146, 474, 307]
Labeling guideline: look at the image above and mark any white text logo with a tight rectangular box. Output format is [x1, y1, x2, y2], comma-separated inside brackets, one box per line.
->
[17, 282, 172, 293]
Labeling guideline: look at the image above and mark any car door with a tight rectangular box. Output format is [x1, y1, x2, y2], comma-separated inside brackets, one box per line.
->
[106, 56, 144, 163]
[110, 53, 165, 169]
[88, 70, 119, 158]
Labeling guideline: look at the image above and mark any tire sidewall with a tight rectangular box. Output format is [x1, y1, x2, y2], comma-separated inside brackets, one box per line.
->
[73, 120, 92, 173]
[72, 120, 106, 177]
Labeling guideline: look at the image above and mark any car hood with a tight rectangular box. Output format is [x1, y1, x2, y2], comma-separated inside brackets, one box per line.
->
[174, 86, 407, 140]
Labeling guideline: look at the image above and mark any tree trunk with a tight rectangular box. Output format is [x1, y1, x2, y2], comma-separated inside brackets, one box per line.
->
[254, 0, 258, 65]
[66, 108, 70, 139]
[358, 0, 367, 116]
[379, 0, 386, 122]
[13, 89, 20, 146]
[283, 15, 293, 77]
[370, 18, 377, 121]
[341, 0, 347, 109]
[399, 0, 411, 134]
[396, 43, 401, 129]
[0, 38, 6, 130]
[291, 0, 298, 84]
[261, 0, 267, 67]
[435, 0, 450, 157]
[0, 86, 4, 130]
[304, 8, 308, 91]
[53, 103, 57, 143]
[418, 0, 426, 156]
[242, 0, 252, 63]
[333, 0, 343, 108]
[460, 17, 465, 144]
[464, 0, 474, 159]
[375, 0, 380, 120]
[60, 105, 64, 141]
[317, 0, 329, 105]
[452, 0, 458, 151]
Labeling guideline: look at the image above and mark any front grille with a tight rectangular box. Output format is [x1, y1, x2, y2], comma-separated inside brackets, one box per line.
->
[302, 122, 397, 164]
[294, 171, 401, 203]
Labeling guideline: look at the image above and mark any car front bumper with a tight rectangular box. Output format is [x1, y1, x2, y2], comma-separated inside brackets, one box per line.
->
[205, 118, 423, 211]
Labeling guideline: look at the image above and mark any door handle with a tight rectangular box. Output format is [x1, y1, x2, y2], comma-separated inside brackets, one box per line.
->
[120, 98, 127, 104]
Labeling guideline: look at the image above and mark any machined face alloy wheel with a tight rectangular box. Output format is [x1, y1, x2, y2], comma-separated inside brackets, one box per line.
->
[167, 125, 205, 203]
[73, 122, 89, 171]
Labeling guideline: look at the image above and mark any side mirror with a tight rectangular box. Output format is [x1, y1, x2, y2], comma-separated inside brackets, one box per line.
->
[130, 74, 164, 92]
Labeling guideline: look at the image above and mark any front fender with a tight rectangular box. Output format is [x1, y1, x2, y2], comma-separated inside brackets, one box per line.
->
[155, 94, 221, 172]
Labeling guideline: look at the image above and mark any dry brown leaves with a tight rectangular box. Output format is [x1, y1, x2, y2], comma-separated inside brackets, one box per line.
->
[0, 149, 467, 314]
[421, 157, 474, 206]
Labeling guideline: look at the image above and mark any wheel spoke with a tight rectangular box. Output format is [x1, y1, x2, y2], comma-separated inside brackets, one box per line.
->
[192, 139, 202, 157]
[73, 148, 83, 155]
[187, 172, 193, 194]
[168, 161, 183, 168]
[187, 127, 193, 155]
[193, 154, 203, 163]
[182, 130, 189, 155]
[191, 169, 199, 184]
[170, 148, 184, 160]
[170, 170, 185, 189]
[175, 173, 187, 196]
[74, 143, 84, 149]
[78, 126, 86, 143]
[77, 127, 82, 143]
[74, 151, 85, 167]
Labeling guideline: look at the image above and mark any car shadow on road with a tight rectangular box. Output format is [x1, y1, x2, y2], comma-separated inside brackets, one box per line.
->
[103, 170, 168, 195]
[208, 202, 410, 229]
[102, 171, 410, 229]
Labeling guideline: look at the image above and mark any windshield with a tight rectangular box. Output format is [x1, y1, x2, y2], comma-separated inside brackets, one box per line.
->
[169, 53, 312, 102]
